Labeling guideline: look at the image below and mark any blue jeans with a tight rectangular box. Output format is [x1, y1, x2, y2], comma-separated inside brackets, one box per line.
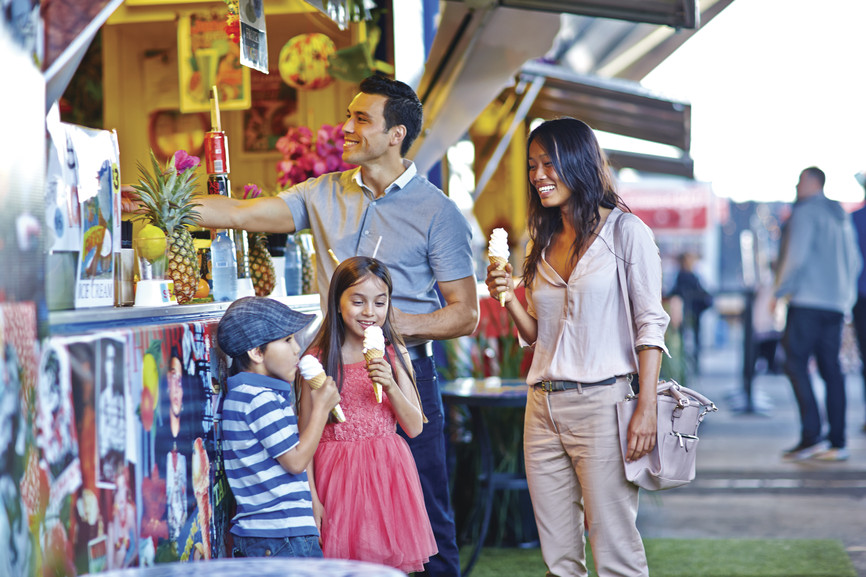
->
[782, 306, 847, 448]
[852, 296, 866, 421]
[399, 355, 461, 577]
[232, 534, 323, 558]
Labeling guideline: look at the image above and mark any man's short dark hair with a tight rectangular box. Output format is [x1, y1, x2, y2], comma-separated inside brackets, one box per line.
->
[804, 166, 826, 188]
[359, 74, 423, 156]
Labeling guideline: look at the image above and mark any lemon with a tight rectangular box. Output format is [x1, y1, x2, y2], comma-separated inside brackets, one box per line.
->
[194, 278, 210, 299]
[136, 224, 167, 261]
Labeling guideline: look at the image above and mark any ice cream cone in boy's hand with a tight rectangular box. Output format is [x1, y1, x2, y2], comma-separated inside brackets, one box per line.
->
[488, 227, 509, 307]
[299, 355, 345, 422]
[362, 325, 385, 403]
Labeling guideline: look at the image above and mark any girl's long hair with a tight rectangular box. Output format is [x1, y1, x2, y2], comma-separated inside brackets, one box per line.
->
[306, 256, 413, 391]
[522, 117, 629, 289]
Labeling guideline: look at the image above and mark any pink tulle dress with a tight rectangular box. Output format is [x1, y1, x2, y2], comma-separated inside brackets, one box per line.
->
[313, 351, 437, 573]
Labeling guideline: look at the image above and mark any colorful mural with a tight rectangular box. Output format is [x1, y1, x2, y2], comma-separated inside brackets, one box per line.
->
[0, 303, 230, 576]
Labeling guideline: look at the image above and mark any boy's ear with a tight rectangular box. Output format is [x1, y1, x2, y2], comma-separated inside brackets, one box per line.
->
[247, 346, 265, 363]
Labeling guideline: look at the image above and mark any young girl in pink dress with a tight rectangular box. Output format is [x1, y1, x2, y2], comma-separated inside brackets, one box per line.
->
[298, 256, 437, 573]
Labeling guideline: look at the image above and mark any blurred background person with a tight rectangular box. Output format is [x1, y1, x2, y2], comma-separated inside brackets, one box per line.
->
[850, 172, 866, 433]
[667, 251, 713, 374]
[774, 166, 861, 461]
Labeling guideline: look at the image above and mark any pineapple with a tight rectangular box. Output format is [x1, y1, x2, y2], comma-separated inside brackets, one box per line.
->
[242, 184, 276, 297]
[133, 150, 202, 304]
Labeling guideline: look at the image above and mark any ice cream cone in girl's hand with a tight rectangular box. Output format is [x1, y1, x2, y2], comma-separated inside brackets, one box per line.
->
[299, 355, 346, 422]
[362, 325, 385, 403]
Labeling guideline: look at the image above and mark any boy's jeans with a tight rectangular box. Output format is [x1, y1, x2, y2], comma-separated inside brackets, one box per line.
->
[232, 535, 323, 558]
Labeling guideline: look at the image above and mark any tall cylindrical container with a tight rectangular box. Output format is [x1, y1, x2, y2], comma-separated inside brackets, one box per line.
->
[284, 233, 303, 296]
[211, 230, 237, 302]
[204, 131, 230, 175]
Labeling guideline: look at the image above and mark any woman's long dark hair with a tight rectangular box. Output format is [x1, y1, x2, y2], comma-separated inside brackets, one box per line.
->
[522, 117, 628, 289]
[306, 256, 413, 392]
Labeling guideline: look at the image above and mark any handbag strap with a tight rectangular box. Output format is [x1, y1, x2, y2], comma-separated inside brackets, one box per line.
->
[657, 380, 716, 408]
[613, 211, 640, 368]
[615, 213, 717, 412]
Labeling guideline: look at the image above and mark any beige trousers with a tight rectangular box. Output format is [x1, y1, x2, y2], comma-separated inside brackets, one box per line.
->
[524, 377, 648, 577]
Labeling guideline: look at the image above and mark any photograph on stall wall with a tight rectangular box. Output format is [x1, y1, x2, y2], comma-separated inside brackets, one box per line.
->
[67, 334, 139, 572]
[0, 303, 38, 577]
[134, 323, 216, 564]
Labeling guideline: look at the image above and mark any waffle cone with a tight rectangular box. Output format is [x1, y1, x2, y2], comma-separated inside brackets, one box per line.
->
[489, 256, 508, 307]
[307, 372, 346, 422]
[331, 404, 346, 423]
[364, 349, 384, 403]
[489, 255, 507, 270]
[307, 372, 327, 390]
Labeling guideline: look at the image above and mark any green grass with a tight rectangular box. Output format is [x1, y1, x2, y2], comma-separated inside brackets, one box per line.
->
[464, 539, 857, 577]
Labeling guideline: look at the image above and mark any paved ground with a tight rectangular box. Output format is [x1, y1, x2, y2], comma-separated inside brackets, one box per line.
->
[636, 329, 866, 576]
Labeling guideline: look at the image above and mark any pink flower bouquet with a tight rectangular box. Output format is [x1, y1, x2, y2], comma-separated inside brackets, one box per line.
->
[275, 123, 355, 189]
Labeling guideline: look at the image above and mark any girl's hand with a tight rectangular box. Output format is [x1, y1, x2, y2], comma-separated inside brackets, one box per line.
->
[312, 497, 326, 548]
[366, 356, 396, 394]
[312, 496, 325, 536]
[486, 261, 514, 305]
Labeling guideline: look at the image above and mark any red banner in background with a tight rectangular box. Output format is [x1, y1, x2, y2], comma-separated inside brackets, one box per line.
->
[619, 181, 714, 233]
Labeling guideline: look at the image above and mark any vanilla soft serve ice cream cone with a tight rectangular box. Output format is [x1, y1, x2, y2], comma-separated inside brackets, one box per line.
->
[488, 227, 510, 307]
[362, 325, 386, 403]
[299, 355, 345, 422]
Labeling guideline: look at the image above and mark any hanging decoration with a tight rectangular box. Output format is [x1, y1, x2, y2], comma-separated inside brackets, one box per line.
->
[327, 21, 393, 83]
[278, 33, 336, 91]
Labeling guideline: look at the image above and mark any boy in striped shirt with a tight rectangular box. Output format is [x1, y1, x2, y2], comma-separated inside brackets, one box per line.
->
[217, 296, 341, 558]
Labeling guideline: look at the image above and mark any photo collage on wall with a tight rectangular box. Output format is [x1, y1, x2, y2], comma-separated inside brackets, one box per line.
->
[1, 313, 231, 576]
[129, 321, 224, 566]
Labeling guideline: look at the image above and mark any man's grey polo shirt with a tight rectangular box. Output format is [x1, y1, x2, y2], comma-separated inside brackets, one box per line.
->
[279, 161, 475, 320]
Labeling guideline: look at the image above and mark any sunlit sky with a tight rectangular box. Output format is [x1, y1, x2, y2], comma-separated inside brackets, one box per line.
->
[640, 0, 866, 204]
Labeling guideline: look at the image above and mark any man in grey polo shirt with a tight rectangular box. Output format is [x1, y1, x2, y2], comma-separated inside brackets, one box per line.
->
[194, 74, 478, 577]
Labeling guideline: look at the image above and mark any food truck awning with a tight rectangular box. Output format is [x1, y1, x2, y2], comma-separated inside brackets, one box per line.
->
[495, 0, 699, 28]
[409, 0, 734, 179]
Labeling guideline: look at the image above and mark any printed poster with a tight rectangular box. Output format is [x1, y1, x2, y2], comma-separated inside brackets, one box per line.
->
[95, 336, 127, 489]
[0, 303, 38, 577]
[67, 334, 138, 572]
[66, 124, 121, 308]
[239, 0, 268, 74]
[133, 322, 218, 564]
[37, 340, 82, 511]
[243, 70, 298, 152]
[45, 105, 82, 253]
[178, 12, 251, 113]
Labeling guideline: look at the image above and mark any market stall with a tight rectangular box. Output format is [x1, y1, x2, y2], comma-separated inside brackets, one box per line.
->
[0, 0, 733, 574]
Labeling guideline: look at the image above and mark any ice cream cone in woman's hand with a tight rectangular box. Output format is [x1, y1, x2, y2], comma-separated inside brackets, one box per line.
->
[488, 228, 510, 306]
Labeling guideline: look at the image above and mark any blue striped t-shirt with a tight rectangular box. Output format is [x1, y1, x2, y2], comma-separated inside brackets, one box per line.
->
[221, 372, 316, 538]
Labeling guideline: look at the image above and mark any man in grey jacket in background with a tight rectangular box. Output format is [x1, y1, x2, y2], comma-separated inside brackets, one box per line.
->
[774, 166, 862, 461]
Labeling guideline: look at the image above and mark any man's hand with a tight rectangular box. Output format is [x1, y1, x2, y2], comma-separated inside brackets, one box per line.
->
[121, 185, 144, 215]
